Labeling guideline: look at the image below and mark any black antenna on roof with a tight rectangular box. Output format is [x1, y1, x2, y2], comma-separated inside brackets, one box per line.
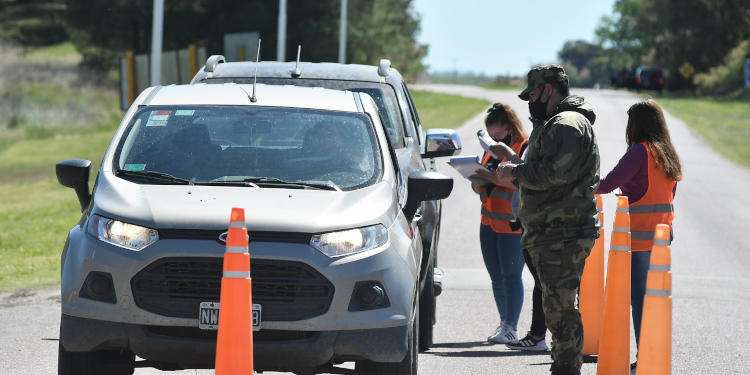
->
[291, 45, 302, 78]
[250, 39, 261, 103]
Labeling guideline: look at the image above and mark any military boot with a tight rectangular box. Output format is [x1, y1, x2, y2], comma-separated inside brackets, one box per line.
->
[550, 364, 581, 375]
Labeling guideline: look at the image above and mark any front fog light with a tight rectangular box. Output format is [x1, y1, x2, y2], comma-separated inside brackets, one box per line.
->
[310, 224, 388, 257]
[87, 214, 158, 251]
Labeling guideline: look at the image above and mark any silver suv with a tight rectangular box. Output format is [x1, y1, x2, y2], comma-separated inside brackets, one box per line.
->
[56, 83, 456, 374]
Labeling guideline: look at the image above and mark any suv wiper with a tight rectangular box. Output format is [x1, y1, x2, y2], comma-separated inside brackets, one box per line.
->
[194, 180, 259, 188]
[115, 169, 191, 185]
[242, 177, 341, 191]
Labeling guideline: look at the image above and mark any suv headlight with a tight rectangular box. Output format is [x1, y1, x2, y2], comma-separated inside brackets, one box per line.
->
[311, 224, 388, 258]
[87, 214, 158, 251]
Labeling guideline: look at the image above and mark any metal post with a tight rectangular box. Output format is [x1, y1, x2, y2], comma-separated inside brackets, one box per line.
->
[338, 0, 347, 64]
[277, 0, 287, 62]
[150, 0, 164, 86]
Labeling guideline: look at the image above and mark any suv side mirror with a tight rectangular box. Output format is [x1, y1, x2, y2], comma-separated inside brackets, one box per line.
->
[422, 129, 462, 159]
[56, 159, 92, 211]
[404, 171, 453, 222]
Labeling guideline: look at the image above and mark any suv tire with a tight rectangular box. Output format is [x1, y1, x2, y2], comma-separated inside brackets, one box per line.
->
[356, 303, 418, 374]
[58, 342, 135, 375]
[418, 261, 435, 352]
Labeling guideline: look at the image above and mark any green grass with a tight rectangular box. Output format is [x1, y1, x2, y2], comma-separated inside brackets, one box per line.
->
[0, 130, 114, 291]
[411, 90, 491, 129]
[480, 82, 523, 91]
[655, 97, 750, 168]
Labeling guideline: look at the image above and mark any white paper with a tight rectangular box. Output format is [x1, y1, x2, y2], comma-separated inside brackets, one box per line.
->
[448, 155, 490, 179]
[477, 129, 500, 159]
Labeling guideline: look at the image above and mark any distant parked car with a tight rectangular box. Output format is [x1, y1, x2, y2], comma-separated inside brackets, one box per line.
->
[610, 68, 637, 89]
[635, 66, 667, 92]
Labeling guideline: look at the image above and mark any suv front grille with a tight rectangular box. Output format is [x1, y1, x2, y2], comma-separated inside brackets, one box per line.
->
[131, 257, 334, 321]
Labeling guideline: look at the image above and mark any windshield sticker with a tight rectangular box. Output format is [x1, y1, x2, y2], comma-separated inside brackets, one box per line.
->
[174, 109, 195, 116]
[146, 110, 171, 127]
[123, 163, 146, 171]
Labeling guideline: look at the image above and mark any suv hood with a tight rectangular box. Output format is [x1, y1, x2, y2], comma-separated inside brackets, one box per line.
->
[92, 172, 396, 233]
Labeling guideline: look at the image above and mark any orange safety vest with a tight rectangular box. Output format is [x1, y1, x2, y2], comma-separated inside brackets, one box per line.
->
[630, 142, 676, 251]
[479, 139, 527, 233]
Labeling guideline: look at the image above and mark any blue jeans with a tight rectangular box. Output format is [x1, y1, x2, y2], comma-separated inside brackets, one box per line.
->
[479, 225, 524, 327]
[631, 250, 651, 347]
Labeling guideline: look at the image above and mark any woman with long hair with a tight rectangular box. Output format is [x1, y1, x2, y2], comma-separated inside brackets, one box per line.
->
[471, 102, 529, 345]
[597, 99, 681, 372]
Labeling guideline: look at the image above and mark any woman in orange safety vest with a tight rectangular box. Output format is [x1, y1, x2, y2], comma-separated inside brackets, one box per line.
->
[471, 103, 528, 345]
[597, 99, 682, 371]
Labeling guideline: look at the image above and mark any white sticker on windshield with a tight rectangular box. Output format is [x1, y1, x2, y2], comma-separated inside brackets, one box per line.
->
[146, 110, 171, 127]
[175, 110, 195, 116]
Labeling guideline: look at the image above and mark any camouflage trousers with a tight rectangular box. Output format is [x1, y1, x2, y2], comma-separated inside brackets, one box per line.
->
[526, 237, 594, 371]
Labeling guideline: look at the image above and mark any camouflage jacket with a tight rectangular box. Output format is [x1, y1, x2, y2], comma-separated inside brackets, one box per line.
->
[512, 95, 600, 248]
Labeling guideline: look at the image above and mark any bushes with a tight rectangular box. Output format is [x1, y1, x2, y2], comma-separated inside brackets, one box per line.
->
[693, 40, 750, 97]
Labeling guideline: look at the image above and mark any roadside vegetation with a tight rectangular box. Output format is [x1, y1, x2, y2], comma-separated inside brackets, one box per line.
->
[411, 90, 490, 130]
[656, 97, 750, 169]
[0, 42, 121, 291]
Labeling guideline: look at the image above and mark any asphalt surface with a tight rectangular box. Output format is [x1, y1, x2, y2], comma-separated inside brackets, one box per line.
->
[1, 85, 748, 374]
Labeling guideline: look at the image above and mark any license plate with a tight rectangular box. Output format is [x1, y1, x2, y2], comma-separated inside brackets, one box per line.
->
[198, 302, 261, 331]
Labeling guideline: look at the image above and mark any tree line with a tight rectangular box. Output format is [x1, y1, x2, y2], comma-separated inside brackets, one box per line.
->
[556, 0, 750, 95]
[0, 0, 427, 80]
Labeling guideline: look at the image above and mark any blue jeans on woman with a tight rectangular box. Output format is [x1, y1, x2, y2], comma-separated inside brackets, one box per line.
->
[631, 250, 651, 347]
[479, 224, 525, 327]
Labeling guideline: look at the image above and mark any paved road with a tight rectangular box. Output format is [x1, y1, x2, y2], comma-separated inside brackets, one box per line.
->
[1, 85, 748, 374]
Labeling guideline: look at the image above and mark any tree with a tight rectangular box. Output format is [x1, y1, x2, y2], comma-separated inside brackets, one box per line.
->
[593, 0, 750, 89]
[0, 0, 68, 46]
[62, 0, 427, 78]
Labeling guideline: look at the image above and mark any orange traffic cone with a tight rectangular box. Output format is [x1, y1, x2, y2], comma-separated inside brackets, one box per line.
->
[597, 196, 631, 375]
[636, 224, 672, 375]
[581, 194, 605, 355]
[215, 207, 254, 375]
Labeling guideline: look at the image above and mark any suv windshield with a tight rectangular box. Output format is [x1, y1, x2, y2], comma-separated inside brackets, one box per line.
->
[113, 106, 382, 191]
[208, 78, 407, 148]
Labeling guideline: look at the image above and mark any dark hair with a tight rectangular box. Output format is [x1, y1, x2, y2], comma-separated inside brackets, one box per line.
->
[626, 99, 682, 181]
[485, 102, 528, 143]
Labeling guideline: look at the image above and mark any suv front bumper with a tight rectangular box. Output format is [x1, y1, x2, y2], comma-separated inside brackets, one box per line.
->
[60, 314, 409, 371]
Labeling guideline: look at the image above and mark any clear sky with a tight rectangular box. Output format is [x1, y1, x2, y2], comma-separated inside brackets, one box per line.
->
[412, 0, 617, 77]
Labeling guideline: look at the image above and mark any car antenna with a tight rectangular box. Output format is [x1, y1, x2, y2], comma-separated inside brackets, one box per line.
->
[291, 45, 302, 78]
[250, 39, 261, 103]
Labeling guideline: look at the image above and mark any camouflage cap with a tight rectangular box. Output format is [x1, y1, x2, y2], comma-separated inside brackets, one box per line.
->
[518, 64, 568, 101]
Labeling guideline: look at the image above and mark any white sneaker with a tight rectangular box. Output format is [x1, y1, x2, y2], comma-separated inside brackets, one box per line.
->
[488, 324, 518, 344]
[505, 332, 549, 351]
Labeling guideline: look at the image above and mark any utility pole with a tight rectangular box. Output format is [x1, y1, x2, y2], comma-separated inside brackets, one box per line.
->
[338, 0, 347, 64]
[277, 0, 287, 62]
[150, 0, 164, 86]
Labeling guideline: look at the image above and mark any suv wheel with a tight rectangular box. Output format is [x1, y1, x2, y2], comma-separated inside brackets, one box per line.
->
[418, 261, 435, 352]
[356, 304, 418, 374]
[58, 342, 135, 375]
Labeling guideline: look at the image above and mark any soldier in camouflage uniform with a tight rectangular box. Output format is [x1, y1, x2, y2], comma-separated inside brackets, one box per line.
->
[496, 65, 600, 375]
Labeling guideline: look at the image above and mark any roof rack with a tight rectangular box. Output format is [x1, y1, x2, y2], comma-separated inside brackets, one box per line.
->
[377, 59, 391, 77]
[204, 55, 226, 73]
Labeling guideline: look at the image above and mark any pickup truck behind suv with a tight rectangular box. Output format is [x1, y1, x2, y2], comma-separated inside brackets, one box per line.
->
[191, 58, 460, 351]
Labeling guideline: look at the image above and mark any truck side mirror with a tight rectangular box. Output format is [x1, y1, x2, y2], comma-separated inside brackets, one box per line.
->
[56, 159, 92, 211]
[422, 128, 462, 159]
[403, 171, 453, 222]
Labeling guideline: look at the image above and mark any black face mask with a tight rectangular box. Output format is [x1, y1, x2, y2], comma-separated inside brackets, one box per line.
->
[528, 87, 548, 121]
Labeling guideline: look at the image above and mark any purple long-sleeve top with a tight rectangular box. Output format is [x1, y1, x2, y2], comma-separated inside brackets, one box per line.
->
[597, 143, 676, 203]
